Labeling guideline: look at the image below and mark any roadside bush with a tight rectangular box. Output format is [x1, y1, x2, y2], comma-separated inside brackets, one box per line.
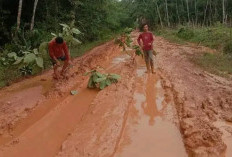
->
[177, 27, 194, 40]
[223, 41, 232, 55]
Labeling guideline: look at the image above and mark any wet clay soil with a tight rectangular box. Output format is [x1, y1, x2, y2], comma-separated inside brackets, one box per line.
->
[0, 33, 232, 157]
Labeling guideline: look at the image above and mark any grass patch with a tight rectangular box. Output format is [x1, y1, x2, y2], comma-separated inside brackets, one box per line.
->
[155, 29, 187, 44]
[191, 52, 232, 77]
[156, 25, 232, 78]
[156, 25, 232, 51]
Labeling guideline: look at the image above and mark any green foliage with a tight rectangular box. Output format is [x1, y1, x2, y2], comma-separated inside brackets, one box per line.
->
[133, 45, 143, 57]
[84, 70, 121, 90]
[115, 27, 143, 58]
[20, 65, 33, 76]
[223, 41, 232, 55]
[51, 23, 82, 48]
[157, 25, 232, 51]
[177, 28, 194, 40]
[192, 53, 232, 77]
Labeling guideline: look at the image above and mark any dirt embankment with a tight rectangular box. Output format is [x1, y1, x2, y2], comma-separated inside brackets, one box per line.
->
[155, 37, 232, 156]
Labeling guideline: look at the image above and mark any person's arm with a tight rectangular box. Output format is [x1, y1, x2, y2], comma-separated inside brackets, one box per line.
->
[63, 42, 70, 62]
[150, 33, 154, 49]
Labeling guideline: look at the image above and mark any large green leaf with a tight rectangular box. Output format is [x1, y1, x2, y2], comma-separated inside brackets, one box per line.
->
[70, 90, 78, 95]
[24, 53, 36, 64]
[72, 28, 81, 35]
[88, 76, 94, 88]
[92, 74, 99, 82]
[33, 49, 39, 55]
[35, 57, 44, 68]
[39, 42, 48, 53]
[51, 33, 57, 37]
[106, 79, 112, 86]
[7, 52, 17, 60]
[109, 74, 121, 80]
[13, 57, 24, 65]
[72, 37, 81, 44]
[96, 72, 104, 77]
[99, 81, 107, 90]
[60, 23, 70, 29]
[95, 77, 107, 83]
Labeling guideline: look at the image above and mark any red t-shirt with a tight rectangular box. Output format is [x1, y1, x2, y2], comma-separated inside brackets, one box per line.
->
[137, 32, 154, 51]
[48, 40, 70, 61]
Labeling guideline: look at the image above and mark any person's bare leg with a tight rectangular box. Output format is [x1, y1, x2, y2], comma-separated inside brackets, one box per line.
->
[53, 64, 60, 79]
[145, 61, 151, 73]
[144, 51, 150, 73]
[61, 61, 69, 77]
[150, 59, 155, 74]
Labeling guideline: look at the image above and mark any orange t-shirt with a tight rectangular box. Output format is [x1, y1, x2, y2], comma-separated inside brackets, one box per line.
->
[48, 40, 70, 61]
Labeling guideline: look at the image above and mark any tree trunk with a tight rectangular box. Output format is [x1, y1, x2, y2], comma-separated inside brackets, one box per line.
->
[195, 0, 198, 26]
[176, 0, 181, 25]
[17, 0, 23, 31]
[156, 2, 163, 28]
[222, 0, 225, 24]
[30, 0, 39, 30]
[186, 0, 190, 24]
[203, 0, 209, 26]
[209, 0, 213, 26]
[165, 0, 170, 27]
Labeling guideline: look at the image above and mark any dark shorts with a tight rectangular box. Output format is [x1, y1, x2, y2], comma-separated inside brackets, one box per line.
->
[51, 56, 66, 65]
[143, 50, 154, 63]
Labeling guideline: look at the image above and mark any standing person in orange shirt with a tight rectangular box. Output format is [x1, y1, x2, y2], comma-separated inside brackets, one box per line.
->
[48, 37, 71, 79]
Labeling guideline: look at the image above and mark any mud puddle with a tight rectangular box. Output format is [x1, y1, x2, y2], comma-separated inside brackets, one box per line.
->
[114, 57, 187, 157]
[0, 86, 98, 157]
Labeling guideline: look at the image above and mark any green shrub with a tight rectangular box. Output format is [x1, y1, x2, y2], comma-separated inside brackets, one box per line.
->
[223, 41, 232, 55]
[177, 27, 194, 40]
[192, 52, 232, 77]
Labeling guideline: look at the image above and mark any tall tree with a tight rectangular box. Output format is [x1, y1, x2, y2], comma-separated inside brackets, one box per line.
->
[165, 0, 170, 27]
[30, 0, 39, 30]
[17, 0, 23, 31]
[156, 1, 163, 27]
[186, 0, 190, 24]
[222, 0, 226, 24]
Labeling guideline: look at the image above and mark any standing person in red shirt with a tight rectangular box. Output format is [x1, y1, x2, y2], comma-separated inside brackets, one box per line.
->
[137, 24, 155, 74]
[48, 37, 71, 79]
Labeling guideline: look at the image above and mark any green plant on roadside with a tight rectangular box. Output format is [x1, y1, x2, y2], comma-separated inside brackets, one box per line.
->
[84, 70, 121, 90]
[115, 27, 143, 58]
[132, 45, 143, 57]
[0, 47, 44, 76]
[192, 52, 232, 77]
[223, 40, 232, 55]
[51, 23, 82, 48]
[177, 27, 194, 40]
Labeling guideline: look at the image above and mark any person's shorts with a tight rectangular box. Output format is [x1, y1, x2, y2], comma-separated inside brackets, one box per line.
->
[51, 56, 66, 65]
[143, 50, 154, 63]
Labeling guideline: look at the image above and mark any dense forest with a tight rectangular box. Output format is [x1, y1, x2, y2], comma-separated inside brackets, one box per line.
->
[1, 0, 232, 46]
[0, 0, 232, 87]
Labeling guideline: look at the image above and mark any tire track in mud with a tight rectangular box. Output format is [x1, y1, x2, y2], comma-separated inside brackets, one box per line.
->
[0, 41, 122, 157]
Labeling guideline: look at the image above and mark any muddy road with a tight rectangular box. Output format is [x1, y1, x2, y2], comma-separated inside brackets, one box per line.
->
[0, 32, 232, 157]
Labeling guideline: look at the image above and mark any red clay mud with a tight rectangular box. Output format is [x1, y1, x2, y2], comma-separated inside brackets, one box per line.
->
[0, 32, 231, 157]
[155, 35, 232, 156]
